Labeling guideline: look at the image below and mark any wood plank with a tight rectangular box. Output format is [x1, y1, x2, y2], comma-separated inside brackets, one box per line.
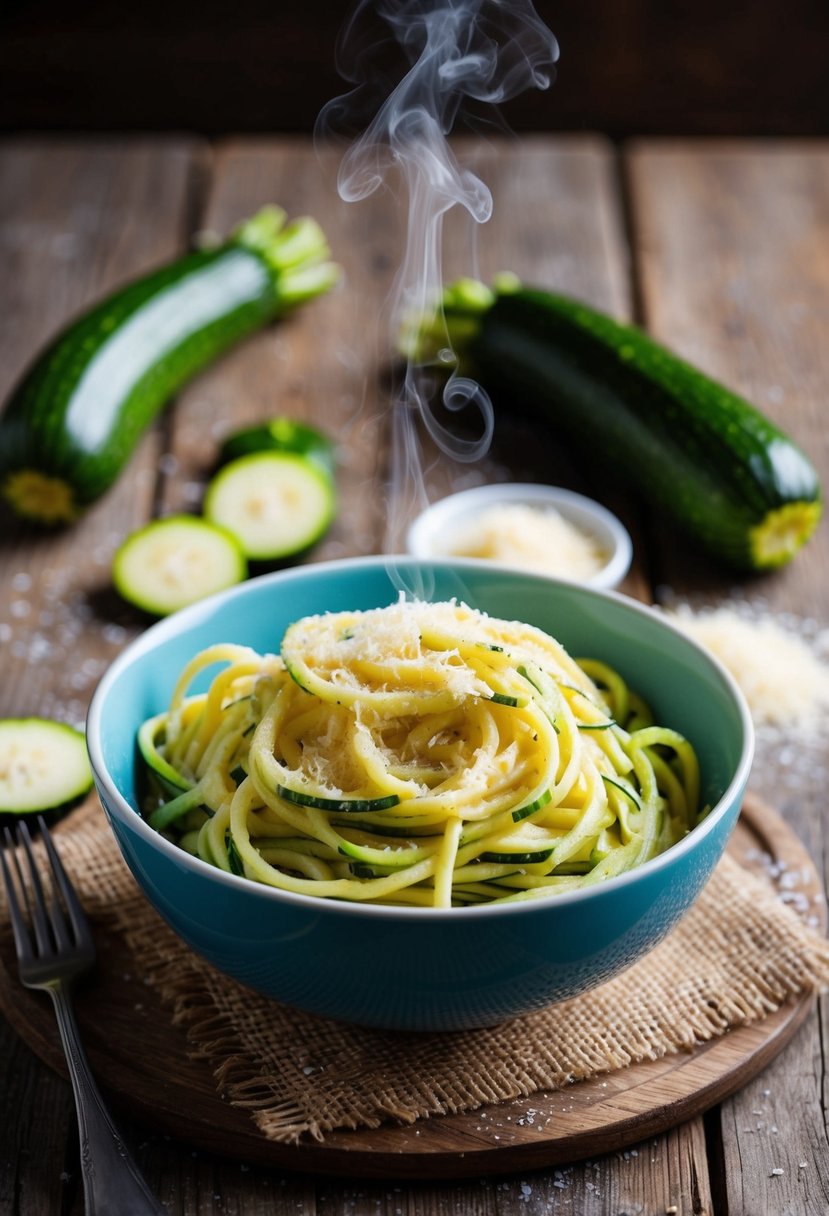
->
[0, 1027, 76, 1215]
[157, 136, 402, 563]
[0, 138, 201, 725]
[0, 136, 202, 1215]
[626, 141, 829, 611]
[626, 139, 829, 1216]
[408, 135, 650, 602]
[420, 137, 647, 589]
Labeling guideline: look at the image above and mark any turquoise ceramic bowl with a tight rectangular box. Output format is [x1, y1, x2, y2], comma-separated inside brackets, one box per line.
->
[87, 557, 753, 1031]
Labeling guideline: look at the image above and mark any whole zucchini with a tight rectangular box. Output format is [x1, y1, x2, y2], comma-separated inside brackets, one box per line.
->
[0, 207, 339, 525]
[416, 277, 822, 571]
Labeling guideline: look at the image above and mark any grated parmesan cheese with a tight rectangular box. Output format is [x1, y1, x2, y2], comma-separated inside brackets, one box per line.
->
[446, 503, 607, 581]
[292, 599, 490, 702]
[664, 603, 829, 738]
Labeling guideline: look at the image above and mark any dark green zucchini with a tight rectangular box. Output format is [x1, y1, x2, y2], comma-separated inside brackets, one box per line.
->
[0, 208, 339, 525]
[417, 277, 822, 571]
[218, 417, 336, 479]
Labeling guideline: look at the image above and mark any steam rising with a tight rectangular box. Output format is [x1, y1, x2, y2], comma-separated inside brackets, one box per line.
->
[318, 0, 558, 556]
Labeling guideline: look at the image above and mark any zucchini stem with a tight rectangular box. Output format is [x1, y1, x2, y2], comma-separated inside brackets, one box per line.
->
[234, 207, 340, 307]
[401, 275, 502, 364]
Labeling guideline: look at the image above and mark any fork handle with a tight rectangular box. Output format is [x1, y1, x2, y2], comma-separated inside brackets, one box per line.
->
[49, 983, 167, 1215]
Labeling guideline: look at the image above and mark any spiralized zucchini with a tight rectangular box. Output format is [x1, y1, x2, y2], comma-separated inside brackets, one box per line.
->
[139, 601, 705, 907]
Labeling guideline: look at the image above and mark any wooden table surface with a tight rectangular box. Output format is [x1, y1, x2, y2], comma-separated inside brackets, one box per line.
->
[1, 134, 827, 1216]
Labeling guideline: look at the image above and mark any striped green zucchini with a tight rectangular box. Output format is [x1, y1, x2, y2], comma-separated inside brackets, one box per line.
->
[0, 207, 339, 525]
[413, 277, 822, 571]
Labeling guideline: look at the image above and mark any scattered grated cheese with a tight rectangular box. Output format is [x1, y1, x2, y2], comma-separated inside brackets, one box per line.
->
[664, 603, 829, 738]
[446, 503, 608, 582]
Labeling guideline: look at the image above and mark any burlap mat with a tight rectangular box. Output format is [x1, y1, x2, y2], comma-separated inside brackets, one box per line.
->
[7, 798, 829, 1145]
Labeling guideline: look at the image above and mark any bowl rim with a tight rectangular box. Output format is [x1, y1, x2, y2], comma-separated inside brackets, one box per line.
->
[87, 555, 754, 922]
[405, 482, 633, 591]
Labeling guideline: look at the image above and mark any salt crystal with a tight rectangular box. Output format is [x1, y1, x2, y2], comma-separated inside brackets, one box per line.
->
[770, 1167, 784, 1176]
[11, 572, 32, 592]
[27, 634, 52, 663]
[182, 481, 203, 503]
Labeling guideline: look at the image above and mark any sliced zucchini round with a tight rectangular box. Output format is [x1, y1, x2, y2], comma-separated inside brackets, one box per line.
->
[0, 718, 93, 815]
[203, 452, 336, 561]
[113, 515, 247, 616]
[219, 418, 336, 478]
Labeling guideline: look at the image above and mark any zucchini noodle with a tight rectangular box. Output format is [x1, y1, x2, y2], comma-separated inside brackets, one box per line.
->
[138, 600, 706, 907]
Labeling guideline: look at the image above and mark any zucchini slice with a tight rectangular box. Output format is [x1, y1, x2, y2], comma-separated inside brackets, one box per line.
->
[0, 208, 339, 525]
[414, 277, 822, 571]
[219, 418, 336, 478]
[113, 515, 247, 616]
[0, 718, 93, 814]
[204, 452, 336, 561]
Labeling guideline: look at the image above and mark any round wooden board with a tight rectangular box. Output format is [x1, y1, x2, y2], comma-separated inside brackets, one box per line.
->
[0, 793, 824, 1180]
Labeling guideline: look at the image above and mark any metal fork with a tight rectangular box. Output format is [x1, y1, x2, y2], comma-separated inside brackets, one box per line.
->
[1, 818, 166, 1215]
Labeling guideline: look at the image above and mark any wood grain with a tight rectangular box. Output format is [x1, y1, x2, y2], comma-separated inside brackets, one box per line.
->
[626, 141, 829, 610]
[0, 138, 200, 725]
[415, 136, 650, 599]
[159, 137, 402, 564]
[0, 138, 202, 1215]
[3, 134, 829, 1214]
[627, 139, 829, 1216]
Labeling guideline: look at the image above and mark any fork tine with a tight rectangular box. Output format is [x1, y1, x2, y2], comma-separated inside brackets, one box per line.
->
[4, 824, 35, 924]
[38, 817, 89, 947]
[28, 820, 74, 952]
[15, 820, 55, 956]
[1, 827, 34, 963]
